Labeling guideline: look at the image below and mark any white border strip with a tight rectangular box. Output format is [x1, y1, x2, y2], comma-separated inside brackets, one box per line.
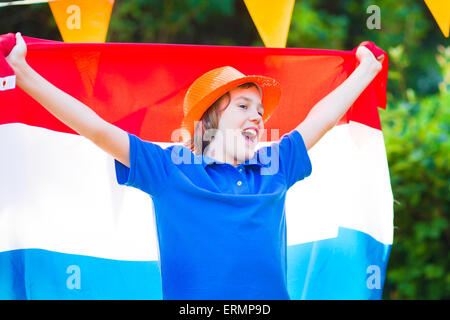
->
[0, 75, 16, 91]
[0, 0, 54, 7]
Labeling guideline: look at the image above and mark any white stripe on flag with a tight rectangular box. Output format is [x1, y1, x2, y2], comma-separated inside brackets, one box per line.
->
[0, 123, 159, 261]
[0, 121, 393, 262]
[286, 121, 393, 245]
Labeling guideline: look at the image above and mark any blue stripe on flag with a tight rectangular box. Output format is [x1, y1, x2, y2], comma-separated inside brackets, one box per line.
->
[288, 227, 391, 300]
[0, 227, 390, 299]
[0, 249, 162, 300]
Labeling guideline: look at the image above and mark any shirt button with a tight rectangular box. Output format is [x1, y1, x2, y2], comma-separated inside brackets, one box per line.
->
[238, 168, 243, 173]
[236, 180, 242, 186]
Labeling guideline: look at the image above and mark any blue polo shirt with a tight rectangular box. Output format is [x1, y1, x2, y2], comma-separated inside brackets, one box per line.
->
[114, 129, 311, 300]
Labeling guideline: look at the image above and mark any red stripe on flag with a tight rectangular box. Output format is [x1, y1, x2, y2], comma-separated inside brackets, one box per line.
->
[0, 36, 388, 142]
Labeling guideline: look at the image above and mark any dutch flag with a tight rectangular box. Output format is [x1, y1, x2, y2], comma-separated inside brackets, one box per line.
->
[0, 35, 392, 299]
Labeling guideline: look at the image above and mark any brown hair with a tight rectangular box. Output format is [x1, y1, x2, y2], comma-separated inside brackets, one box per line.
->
[184, 82, 261, 155]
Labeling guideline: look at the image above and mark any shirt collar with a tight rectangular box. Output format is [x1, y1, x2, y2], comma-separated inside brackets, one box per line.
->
[198, 147, 272, 169]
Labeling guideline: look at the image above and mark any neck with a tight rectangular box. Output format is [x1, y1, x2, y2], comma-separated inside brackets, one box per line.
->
[204, 141, 240, 167]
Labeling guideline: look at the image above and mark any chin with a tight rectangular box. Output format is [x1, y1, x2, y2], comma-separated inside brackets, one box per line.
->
[235, 147, 256, 163]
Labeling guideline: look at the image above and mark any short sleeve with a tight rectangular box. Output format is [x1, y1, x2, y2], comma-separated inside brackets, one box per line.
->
[278, 129, 312, 189]
[114, 132, 173, 197]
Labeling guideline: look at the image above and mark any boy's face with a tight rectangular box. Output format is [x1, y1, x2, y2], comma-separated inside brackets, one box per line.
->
[207, 85, 264, 166]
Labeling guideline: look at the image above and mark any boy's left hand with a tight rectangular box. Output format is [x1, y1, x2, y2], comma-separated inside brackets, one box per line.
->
[355, 45, 385, 74]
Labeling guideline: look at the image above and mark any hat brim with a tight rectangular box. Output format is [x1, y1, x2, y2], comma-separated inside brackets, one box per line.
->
[181, 75, 281, 139]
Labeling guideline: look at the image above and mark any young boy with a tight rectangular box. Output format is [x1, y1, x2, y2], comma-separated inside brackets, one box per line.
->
[6, 32, 384, 299]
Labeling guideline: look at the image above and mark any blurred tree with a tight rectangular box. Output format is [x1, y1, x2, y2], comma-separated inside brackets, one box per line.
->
[380, 45, 449, 299]
[0, 3, 60, 40]
[107, 0, 258, 46]
[287, 0, 447, 100]
[287, 0, 349, 49]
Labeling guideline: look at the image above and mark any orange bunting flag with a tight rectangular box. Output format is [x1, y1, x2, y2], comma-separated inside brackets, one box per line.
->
[243, 0, 295, 48]
[49, 0, 114, 43]
[424, 0, 450, 38]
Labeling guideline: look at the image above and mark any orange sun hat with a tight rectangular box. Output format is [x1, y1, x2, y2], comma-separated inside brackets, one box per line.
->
[181, 66, 282, 138]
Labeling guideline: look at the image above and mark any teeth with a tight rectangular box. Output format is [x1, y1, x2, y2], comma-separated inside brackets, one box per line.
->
[242, 128, 257, 138]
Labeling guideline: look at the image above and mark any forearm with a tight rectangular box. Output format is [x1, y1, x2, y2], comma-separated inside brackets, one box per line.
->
[296, 59, 381, 150]
[15, 63, 105, 142]
[308, 61, 380, 128]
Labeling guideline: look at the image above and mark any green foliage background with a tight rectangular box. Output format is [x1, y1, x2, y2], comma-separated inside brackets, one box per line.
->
[0, 0, 448, 299]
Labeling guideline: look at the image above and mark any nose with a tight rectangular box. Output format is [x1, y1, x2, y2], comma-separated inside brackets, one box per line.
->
[248, 112, 263, 136]
[248, 106, 263, 123]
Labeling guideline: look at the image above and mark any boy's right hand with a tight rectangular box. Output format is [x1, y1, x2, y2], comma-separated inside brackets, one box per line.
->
[5, 32, 27, 71]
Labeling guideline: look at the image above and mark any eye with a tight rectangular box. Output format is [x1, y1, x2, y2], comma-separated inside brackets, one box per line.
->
[239, 104, 248, 109]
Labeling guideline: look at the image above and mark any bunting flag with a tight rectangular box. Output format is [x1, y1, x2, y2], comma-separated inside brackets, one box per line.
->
[243, 0, 295, 47]
[424, 0, 450, 38]
[49, 0, 114, 43]
[0, 35, 392, 299]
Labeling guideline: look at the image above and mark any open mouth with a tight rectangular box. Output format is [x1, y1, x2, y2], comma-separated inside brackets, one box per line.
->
[241, 127, 258, 145]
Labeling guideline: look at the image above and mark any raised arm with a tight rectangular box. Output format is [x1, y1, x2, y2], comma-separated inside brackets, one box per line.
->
[296, 45, 385, 151]
[6, 32, 130, 168]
